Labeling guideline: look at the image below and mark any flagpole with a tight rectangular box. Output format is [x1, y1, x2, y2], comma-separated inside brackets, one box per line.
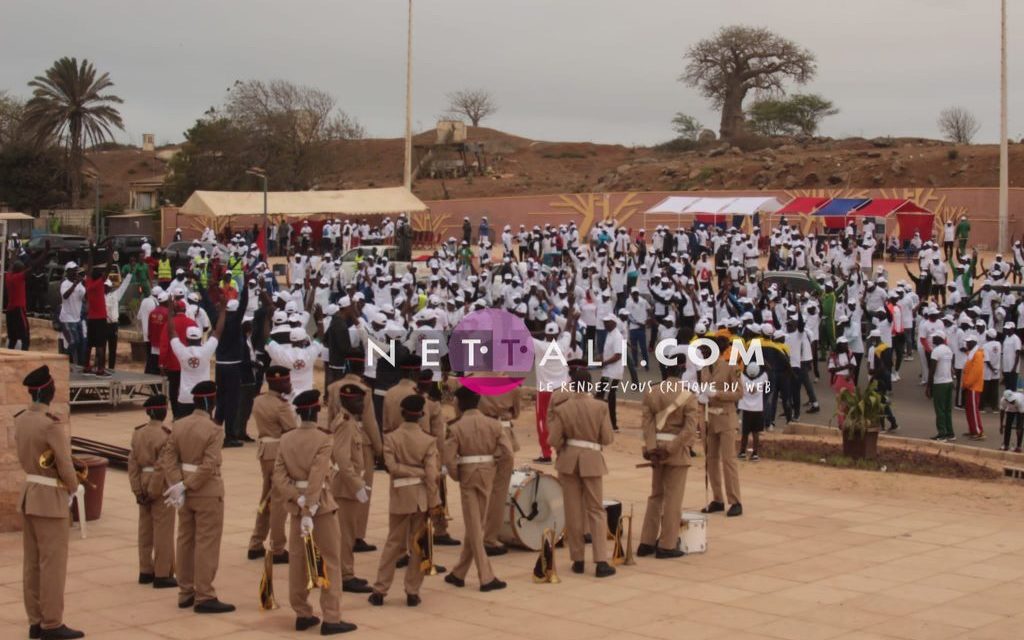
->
[999, 0, 1009, 253]
[404, 0, 414, 190]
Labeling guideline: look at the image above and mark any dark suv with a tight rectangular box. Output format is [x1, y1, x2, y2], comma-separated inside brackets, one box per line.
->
[26, 234, 90, 264]
[96, 234, 151, 266]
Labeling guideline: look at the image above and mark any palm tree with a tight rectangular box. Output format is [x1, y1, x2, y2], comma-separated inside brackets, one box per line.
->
[23, 57, 124, 207]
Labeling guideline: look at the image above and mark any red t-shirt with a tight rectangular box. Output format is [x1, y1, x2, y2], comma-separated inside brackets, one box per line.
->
[147, 306, 169, 347]
[85, 277, 107, 320]
[4, 270, 27, 310]
[159, 313, 197, 371]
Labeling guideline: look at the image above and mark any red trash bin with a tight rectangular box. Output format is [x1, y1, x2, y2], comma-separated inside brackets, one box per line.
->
[70, 454, 108, 522]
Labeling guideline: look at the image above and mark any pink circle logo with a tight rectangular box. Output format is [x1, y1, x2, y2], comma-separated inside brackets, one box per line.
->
[448, 309, 534, 396]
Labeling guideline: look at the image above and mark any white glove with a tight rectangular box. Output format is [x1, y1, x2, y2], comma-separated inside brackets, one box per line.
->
[297, 495, 307, 509]
[355, 486, 370, 504]
[68, 494, 75, 508]
[309, 503, 320, 517]
[440, 464, 449, 476]
[697, 393, 709, 405]
[300, 516, 314, 535]
[163, 482, 186, 507]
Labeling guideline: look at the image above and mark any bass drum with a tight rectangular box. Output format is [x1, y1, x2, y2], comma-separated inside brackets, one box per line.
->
[498, 468, 565, 551]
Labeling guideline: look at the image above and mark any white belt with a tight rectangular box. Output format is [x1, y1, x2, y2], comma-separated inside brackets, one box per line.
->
[567, 439, 602, 452]
[499, 420, 513, 429]
[181, 463, 198, 473]
[294, 480, 309, 489]
[258, 436, 280, 443]
[393, 477, 422, 488]
[457, 455, 494, 465]
[25, 474, 60, 488]
[141, 466, 156, 473]
[656, 433, 677, 442]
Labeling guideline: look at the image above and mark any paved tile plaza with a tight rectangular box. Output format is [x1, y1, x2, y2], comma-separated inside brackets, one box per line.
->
[1, 403, 1022, 640]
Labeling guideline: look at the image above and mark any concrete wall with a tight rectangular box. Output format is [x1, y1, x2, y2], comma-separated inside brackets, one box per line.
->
[0, 350, 70, 532]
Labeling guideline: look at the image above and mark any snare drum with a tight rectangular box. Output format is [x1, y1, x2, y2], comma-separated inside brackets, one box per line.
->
[498, 468, 565, 551]
[680, 511, 707, 554]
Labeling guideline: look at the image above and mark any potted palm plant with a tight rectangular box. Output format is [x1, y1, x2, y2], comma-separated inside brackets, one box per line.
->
[835, 381, 885, 460]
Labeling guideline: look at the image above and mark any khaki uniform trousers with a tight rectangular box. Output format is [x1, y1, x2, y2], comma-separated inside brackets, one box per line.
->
[639, 464, 689, 550]
[138, 497, 176, 577]
[372, 511, 426, 596]
[289, 512, 342, 623]
[355, 447, 375, 540]
[558, 473, 608, 563]
[450, 482, 495, 585]
[176, 496, 224, 604]
[336, 497, 361, 581]
[249, 458, 287, 554]
[23, 515, 69, 631]
[483, 454, 514, 547]
[706, 429, 741, 505]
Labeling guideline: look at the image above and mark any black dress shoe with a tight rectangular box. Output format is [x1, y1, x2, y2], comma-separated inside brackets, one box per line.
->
[444, 574, 465, 588]
[138, 572, 155, 584]
[342, 579, 373, 594]
[296, 616, 321, 631]
[727, 503, 743, 517]
[636, 543, 656, 557]
[484, 544, 508, 557]
[368, 592, 384, 606]
[406, 593, 421, 607]
[352, 539, 377, 553]
[571, 561, 584, 574]
[595, 561, 616, 578]
[223, 439, 244, 448]
[39, 625, 84, 640]
[272, 551, 289, 564]
[395, 554, 409, 568]
[178, 596, 195, 608]
[433, 564, 447, 574]
[153, 576, 178, 589]
[533, 456, 552, 464]
[433, 534, 461, 546]
[655, 547, 685, 559]
[480, 578, 507, 592]
[247, 547, 266, 560]
[194, 598, 236, 613]
[241, 434, 256, 443]
[29, 624, 40, 640]
[701, 501, 725, 514]
[320, 621, 358, 635]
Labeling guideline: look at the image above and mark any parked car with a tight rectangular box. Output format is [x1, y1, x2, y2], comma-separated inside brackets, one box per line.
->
[95, 234, 151, 266]
[26, 234, 90, 264]
[161, 240, 228, 269]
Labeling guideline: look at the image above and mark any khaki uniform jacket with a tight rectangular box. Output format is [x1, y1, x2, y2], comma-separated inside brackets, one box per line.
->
[326, 374, 382, 456]
[251, 391, 299, 461]
[478, 389, 521, 452]
[329, 410, 366, 500]
[273, 421, 338, 517]
[548, 391, 615, 478]
[15, 404, 79, 517]
[443, 409, 513, 486]
[159, 410, 225, 497]
[705, 359, 743, 435]
[640, 379, 699, 466]
[382, 379, 419, 434]
[128, 419, 172, 500]
[383, 422, 441, 514]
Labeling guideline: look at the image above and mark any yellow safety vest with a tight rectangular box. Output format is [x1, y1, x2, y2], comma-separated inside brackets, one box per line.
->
[158, 258, 172, 280]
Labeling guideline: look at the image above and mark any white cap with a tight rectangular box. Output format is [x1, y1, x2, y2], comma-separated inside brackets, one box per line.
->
[185, 326, 203, 340]
[1005, 322, 1016, 330]
[324, 304, 339, 316]
[64, 261, 78, 270]
[157, 292, 170, 303]
[602, 313, 617, 322]
[544, 322, 559, 335]
[175, 268, 185, 275]
[338, 296, 352, 308]
[289, 328, 309, 343]
[272, 310, 288, 325]
[151, 286, 164, 297]
[104, 279, 113, 287]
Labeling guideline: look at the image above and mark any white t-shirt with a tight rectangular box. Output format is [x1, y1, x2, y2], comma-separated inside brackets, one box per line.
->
[533, 335, 571, 392]
[930, 344, 954, 384]
[171, 336, 218, 404]
[602, 327, 625, 380]
[267, 340, 325, 394]
[1002, 334, 1021, 373]
[738, 373, 767, 412]
[59, 280, 86, 323]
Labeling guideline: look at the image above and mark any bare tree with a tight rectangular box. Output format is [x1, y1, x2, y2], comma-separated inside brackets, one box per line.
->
[682, 26, 816, 140]
[937, 106, 980, 144]
[446, 89, 498, 127]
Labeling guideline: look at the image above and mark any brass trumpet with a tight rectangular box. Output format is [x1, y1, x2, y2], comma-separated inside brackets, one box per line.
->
[302, 533, 329, 591]
[611, 505, 636, 566]
[258, 551, 277, 610]
[412, 515, 438, 575]
[38, 449, 95, 489]
[532, 527, 561, 584]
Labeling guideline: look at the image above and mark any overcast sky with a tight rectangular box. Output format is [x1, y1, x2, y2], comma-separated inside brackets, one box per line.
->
[0, 0, 1018, 147]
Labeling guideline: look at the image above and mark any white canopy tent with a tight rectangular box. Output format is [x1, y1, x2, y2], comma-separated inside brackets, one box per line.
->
[179, 187, 428, 218]
[645, 196, 783, 231]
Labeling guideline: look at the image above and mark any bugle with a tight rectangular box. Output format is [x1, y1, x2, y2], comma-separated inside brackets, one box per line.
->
[302, 533, 329, 591]
[611, 504, 636, 566]
[38, 449, 96, 489]
[258, 551, 277, 610]
[532, 527, 561, 584]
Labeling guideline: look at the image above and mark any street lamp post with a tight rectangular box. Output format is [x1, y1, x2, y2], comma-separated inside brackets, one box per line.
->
[247, 167, 268, 255]
[999, 0, 1009, 253]
[404, 0, 414, 190]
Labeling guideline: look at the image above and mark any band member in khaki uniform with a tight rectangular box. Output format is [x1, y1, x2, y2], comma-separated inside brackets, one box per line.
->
[442, 387, 512, 591]
[478, 385, 521, 556]
[15, 365, 85, 640]
[699, 337, 744, 517]
[128, 394, 177, 587]
[637, 352, 699, 558]
[247, 366, 297, 562]
[547, 361, 616, 578]
[273, 389, 357, 635]
[381, 367, 420, 433]
[417, 372, 459, 546]
[369, 395, 442, 607]
[328, 384, 374, 594]
[159, 380, 235, 613]
[326, 356, 382, 552]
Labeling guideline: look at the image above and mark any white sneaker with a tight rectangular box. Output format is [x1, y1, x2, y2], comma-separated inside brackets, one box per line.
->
[891, 372, 901, 382]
